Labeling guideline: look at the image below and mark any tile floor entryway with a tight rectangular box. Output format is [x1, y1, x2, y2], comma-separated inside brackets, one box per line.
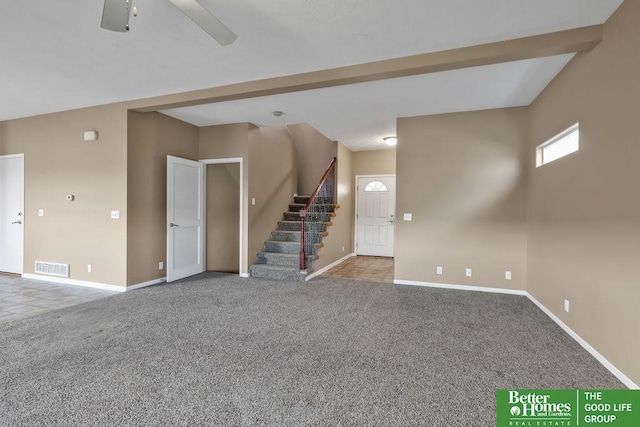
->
[0, 274, 117, 324]
[320, 255, 394, 283]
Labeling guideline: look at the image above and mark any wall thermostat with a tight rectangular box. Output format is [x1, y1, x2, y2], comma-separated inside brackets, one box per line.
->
[84, 131, 98, 141]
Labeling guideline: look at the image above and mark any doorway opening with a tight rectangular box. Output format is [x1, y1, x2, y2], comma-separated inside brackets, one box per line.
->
[206, 162, 241, 274]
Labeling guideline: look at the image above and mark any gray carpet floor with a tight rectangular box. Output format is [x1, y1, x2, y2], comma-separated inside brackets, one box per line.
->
[0, 273, 623, 426]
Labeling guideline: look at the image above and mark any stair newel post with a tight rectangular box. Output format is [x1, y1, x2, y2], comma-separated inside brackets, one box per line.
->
[299, 209, 307, 270]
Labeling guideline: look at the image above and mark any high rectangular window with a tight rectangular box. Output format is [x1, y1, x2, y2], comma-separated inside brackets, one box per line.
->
[537, 123, 579, 167]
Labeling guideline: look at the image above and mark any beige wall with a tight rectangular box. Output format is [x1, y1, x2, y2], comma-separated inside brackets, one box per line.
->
[199, 124, 296, 271]
[313, 143, 354, 270]
[0, 105, 129, 287]
[248, 126, 297, 266]
[199, 123, 251, 160]
[127, 111, 199, 286]
[527, 0, 640, 385]
[287, 123, 337, 195]
[352, 148, 396, 176]
[206, 163, 240, 272]
[396, 108, 529, 291]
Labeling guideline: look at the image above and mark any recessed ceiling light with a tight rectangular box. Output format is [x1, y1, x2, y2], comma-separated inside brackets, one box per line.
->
[383, 137, 397, 146]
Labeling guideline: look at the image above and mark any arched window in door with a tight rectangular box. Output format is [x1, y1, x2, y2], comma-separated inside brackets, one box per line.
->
[364, 181, 388, 192]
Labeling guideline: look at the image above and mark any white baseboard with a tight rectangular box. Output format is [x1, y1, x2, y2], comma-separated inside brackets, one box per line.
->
[394, 278, 638, 390]
[305, 253, 356, 281]
[526, 293, 638, 390]
[127, 277, 166, 291]
[239, 273, 250, 278]
[394, 279, 527, 296]
[22, 273, 126, 292]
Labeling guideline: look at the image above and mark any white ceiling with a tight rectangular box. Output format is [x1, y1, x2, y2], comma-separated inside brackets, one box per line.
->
[0, 0, 623, 150]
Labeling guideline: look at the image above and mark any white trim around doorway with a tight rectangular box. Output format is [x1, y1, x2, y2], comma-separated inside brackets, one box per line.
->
[354, 174, 396, 257]
[200, 158, 245, 277]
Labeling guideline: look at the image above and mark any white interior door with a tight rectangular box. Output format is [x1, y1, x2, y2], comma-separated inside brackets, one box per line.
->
[167, 155, 205, 282]
[356, 176, 396, 257]
[0, 155, 24, 274]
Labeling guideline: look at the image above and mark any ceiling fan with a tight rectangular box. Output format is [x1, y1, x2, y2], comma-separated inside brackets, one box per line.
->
[101, 0, 237, 46]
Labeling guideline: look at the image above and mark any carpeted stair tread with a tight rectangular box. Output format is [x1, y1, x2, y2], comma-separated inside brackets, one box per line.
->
[283, 212, 304, 222]
[249, 264, 308, 281]
[277, 221, 303, 231]
[294, 196, 311, 204]
[257, 252, 298, 267]
[288, 203, 306, 212]
[264, 241, 324, 254]
[270, 230, 301, 242]
[264, 241, 300, 254]
[256, 252, 317, 267]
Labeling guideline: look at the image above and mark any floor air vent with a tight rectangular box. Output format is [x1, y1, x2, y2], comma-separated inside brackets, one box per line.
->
[35, 261, 69, 277]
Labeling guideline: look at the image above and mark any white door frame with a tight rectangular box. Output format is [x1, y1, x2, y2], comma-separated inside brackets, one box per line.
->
[200, 158, 245, 277]
[0, 153, 25, 274]
[354, 174, 396, 257]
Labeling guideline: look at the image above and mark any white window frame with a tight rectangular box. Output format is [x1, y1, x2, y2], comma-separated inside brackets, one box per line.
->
[364, 181, 388, 192]
[536, 123, 579, 167]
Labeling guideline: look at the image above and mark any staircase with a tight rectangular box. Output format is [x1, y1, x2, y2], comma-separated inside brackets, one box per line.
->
[249, 196, 337, 280]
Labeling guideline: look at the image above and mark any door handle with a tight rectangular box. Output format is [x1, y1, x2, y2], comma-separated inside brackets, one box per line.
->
[12, 220, 22, 225]
[387, 220, 395, 224]
[169, 223, 180, 227]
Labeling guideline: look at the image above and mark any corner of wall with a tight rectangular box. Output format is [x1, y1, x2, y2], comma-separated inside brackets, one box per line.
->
[126, 111, 199, 286]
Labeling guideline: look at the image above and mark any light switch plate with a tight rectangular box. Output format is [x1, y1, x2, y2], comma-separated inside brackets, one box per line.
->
[38, 209, 44, 217]
[466, 268, 472, 277]
[505, 271, 512, 280]
[111, 210, 120, 219]
[403, 213, 412, 221]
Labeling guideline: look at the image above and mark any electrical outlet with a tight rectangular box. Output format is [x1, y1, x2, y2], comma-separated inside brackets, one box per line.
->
[564, 299, 570, 313]
[38, 209, 44, 217]
[159, 261, 164, 270]
[403, 213, 412, 221]
[436, 266, 443, 275]
[87, 264, 92, 273]
[465, 268, 472, 277]
[505, 271, 512, 280]
[342, 246, 345, 252]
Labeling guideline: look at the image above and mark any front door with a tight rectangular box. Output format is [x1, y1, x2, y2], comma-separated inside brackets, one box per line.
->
[0, 155, 24, 274]
[356, 176, 395, 257]
[167, 156, 205, 282]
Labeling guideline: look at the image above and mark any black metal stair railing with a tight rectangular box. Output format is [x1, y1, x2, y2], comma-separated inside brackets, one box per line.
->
[299, 157, 337, 271]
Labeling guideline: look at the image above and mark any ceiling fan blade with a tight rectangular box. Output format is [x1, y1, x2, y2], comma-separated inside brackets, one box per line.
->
[101, 0, 132, 32]
[169, 0, 238, 46]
